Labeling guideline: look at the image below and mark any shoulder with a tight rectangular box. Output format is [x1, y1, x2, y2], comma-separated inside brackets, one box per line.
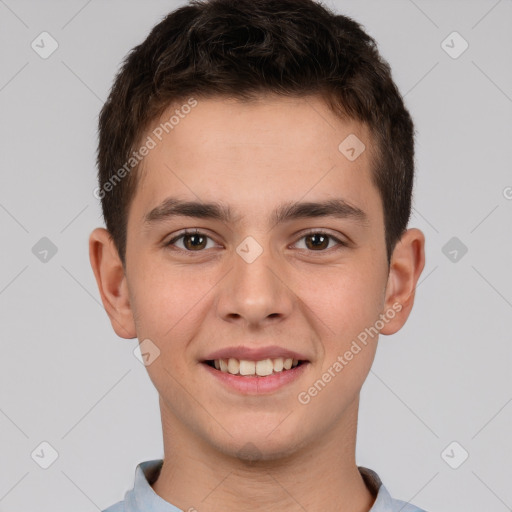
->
[389, 497, 428, 512]
[99, 459, 165, 512]
[359, 466, 428, 512]
[101, 500, 125, 512]
[376, 486, 429, 512]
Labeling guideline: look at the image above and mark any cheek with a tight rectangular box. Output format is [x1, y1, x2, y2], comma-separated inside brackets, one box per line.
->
[294, 269, 383, 420]
[128, 260, 212, 342]
[296, 262, 385, 343]
[129, 266, 213, 392]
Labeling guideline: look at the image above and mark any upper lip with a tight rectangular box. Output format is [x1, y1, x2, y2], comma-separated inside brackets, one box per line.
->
[203, 345, 310, 362]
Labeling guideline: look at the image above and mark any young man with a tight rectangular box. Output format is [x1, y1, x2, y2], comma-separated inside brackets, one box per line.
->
[89, 0, 427, 510]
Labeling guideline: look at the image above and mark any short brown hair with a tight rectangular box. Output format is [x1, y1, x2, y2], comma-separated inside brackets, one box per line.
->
[96, 0, 416, 266]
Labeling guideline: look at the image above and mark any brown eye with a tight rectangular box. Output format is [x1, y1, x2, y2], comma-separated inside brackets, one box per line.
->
[295, 231, 346, 252]
[182, 233, 207, 250]
[166, 230, 215, 252]
[305, 233, 330, 250]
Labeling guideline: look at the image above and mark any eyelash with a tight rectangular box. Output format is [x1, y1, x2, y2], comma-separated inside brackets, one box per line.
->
[165, 229, 348, 255]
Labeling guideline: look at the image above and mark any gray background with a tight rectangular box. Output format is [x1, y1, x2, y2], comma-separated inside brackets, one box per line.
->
[1, 1, 511, 511]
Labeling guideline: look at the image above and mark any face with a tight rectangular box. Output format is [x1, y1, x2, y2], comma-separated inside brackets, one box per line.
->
[90, 94, 425, 461]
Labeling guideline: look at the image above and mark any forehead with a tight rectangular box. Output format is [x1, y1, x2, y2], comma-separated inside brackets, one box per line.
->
[130, 94, 382, 226]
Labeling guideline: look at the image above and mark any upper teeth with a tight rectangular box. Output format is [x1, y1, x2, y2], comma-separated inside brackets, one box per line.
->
[213, 357, 299, 376]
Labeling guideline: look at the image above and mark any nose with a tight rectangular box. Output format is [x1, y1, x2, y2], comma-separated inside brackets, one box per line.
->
[215, 240, 294, 328]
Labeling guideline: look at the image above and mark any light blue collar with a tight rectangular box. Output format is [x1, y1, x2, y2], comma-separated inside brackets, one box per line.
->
[117, 459, 425, 512]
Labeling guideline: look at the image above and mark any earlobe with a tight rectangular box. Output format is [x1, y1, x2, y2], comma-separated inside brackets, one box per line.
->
[379, 228, 426, 336]
[89, 227, 137, 339]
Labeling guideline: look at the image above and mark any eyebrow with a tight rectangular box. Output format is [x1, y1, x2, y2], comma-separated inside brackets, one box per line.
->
[144, 197, 369, 228]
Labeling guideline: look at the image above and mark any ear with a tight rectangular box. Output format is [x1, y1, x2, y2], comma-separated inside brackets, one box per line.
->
[89, 227, 137, 339]
[379, 228, 426, 335]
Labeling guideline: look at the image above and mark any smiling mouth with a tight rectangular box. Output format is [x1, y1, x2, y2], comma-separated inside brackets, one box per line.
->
[204, 358, 307, 377]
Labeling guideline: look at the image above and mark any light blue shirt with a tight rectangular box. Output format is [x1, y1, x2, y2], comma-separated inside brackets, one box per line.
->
[102, 459, 428, 512]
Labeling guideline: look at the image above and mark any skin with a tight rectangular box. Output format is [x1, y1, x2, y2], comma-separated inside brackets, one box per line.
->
[89, 94, 425, 512]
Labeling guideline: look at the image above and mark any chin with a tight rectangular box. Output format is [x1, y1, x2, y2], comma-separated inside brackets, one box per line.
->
[211, 429, 311, 465]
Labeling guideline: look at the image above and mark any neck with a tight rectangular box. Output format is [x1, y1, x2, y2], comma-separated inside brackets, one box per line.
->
[151, 396, 376, 512]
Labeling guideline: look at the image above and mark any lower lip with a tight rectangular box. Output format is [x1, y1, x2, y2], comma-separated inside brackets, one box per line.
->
[201, 362, 310, 394]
